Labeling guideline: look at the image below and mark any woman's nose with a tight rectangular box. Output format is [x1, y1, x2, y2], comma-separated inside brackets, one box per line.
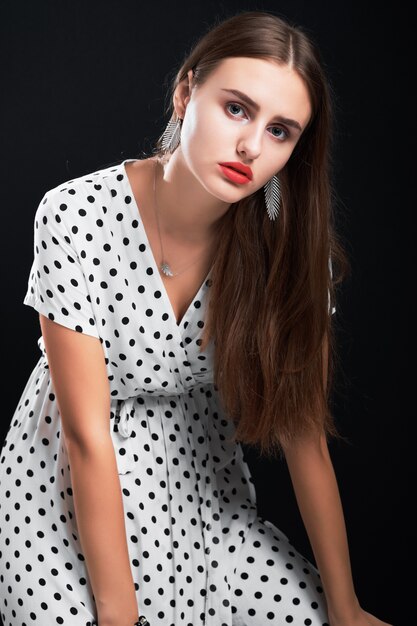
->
[237, 127, 263, 160]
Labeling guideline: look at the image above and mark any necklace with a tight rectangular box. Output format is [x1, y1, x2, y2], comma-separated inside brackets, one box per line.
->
[152, 158, 213, 278]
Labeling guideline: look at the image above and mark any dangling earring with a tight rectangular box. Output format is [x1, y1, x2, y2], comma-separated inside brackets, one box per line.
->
[161, 116, 182, 154]
[263, 173, 281, 221]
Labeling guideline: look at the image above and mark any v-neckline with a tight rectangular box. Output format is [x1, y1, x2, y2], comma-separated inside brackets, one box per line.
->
[120, 159, 212, 328]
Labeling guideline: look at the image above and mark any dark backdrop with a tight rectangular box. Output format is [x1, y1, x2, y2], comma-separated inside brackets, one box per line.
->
[1, 1, 415, 625]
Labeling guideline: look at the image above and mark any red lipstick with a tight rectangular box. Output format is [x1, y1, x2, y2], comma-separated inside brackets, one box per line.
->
[219, 162, 253, 180]
[218, 162, 252, 185]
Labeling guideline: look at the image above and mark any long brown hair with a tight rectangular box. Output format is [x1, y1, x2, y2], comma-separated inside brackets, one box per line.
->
[152, 10, 350, 459]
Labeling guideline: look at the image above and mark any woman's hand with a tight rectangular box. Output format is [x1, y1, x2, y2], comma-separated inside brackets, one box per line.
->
[329, 606, 393, 626]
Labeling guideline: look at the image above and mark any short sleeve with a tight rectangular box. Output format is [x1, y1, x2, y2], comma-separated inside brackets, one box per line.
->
[23, 191, 101, 338]
[328, 255, 336, 316]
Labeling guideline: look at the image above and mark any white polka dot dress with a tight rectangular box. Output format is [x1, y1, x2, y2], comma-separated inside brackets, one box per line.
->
[0, 159, 330, 625]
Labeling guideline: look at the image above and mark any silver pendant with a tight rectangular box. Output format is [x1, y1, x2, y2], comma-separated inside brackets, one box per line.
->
[160, 261, 174, 277]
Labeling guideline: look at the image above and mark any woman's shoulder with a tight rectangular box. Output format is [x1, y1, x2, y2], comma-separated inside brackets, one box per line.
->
[35, 159, 134, 225]
[32, 156, 156, 236]
[43, 159, 125, 202]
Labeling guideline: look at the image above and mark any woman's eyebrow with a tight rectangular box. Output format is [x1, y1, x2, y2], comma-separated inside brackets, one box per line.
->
[220, 88, 302, 132]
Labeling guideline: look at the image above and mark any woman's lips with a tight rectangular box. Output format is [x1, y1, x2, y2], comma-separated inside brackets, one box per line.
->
[218, 164, 251, 185]
[220, 162, 253, 179]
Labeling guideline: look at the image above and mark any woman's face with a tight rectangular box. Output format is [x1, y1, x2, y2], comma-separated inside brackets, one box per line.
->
[177, 56, 312, 203]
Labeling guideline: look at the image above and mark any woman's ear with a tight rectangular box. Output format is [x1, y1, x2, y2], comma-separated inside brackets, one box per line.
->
[186, 68, 194, 88]
[173, 69, 194, 117]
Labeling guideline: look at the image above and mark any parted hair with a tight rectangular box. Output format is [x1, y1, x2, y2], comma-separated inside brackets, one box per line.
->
[152, 10, 350, 459]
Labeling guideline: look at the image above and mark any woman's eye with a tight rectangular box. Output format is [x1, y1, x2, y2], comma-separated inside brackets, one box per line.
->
[227, 102, 245, 117]
[270, 127, 288, 141]
[225, 102, 289, 141]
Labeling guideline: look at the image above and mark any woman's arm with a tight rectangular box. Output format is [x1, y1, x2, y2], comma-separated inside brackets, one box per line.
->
[282, 335, 392, 625]
[39, 315, 139, 626]
[283, 427, 360, 620]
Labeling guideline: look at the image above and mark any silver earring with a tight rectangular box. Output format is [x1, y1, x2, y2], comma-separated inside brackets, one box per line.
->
[161, 116, 182, 153]
[263, 173, 281, 221]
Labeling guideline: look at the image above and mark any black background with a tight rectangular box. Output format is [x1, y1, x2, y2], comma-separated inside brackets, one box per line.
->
[1, 1, 415, 625]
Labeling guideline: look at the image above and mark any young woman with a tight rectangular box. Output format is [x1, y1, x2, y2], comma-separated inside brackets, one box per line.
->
[0, 10, 392, 626]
